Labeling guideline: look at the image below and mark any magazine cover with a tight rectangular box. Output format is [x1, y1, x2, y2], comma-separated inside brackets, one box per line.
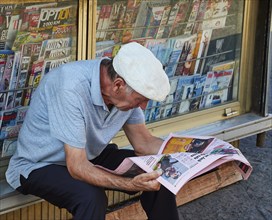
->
[144, 38, 167, 64]
[194, 29, 213, 74]
[23, 59, 44, 106]
[201, 0, 232, 30]
[164, 35, 192, 78]
[16, 106, 28, 124]
[0, 109, 17, 129]
[209, 60, 235, 71]
[16, 56, 31, 89]
[43, 47, 71, 59]
[95, 40, 115, 58]
[1, 138, 17, 157]
[149, 101, 161, 122]
[172, 75, 195, 114]
[155, 5, 172, 39]
[0, 52, 14, 92]
[200, 69, 234, 109]
[159, 94, 174, 119]
[98, 5, 112, 40]
[5, 14, 20, 50]
[183, 0, 201, 35]
[120, 0, 142, 44]
[0, 50, 14, 84]
[141, 2, 170, 38]
[192, 0, 208, 33]
[168, 0, 190, 38]
[41, 55, 71, 77]
[189, 75, 207, 111]
[177, 100, 191, 114]
[37, 5, 73, 29]
[0, 4, 16, 45]
[104, 1, 127, 41]
[5, 51, 22, 110]
[144, 100, 153, 123]
[0, 124, 22, 140]
[52, 24, 75, 39]
[38, 37, 72, 60]
[132, 1, 150, 39]
[174, 34, 198, 76]
[20, 2, 58, 31]
[96, 4, 107, 40]
[201, 31, 238, 75]
[12, 31, 50, 51]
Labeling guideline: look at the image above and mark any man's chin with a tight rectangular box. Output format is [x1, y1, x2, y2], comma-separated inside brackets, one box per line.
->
[117, 107, 132, 111]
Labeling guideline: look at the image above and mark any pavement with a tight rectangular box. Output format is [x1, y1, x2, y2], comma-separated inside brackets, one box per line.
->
[177, 75, 272, 220]
[177, 131, 272, 220]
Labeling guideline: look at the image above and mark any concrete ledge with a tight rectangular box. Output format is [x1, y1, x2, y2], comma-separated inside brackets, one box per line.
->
[176, 113, 272, 142]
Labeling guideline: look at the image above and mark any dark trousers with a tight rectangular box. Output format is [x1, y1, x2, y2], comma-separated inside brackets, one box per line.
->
[17, 144, 179, 220]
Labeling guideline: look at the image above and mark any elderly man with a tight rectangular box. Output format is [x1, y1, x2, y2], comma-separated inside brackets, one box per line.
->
[6, 42, 179, 220]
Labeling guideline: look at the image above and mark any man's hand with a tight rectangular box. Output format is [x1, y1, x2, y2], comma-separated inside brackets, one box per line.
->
[131, 171, 162, 191]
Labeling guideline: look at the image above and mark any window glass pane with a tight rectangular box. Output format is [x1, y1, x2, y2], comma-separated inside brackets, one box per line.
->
[0, 1, 79, 164]
[95, 0, 244, 123]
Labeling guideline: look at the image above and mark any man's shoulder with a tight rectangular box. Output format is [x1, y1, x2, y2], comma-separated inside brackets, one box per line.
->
[60, 59, 100, 71]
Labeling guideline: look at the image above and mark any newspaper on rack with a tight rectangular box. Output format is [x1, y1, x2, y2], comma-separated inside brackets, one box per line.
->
[96, 133, 252, 195]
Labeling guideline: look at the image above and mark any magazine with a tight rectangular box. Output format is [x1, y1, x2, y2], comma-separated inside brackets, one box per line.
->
[104, 1, 127, 41]
[168, 1, 190, 38]
[164, 35, 192, 78]
[172, 75, 195, 114]
[0, 52, 14, 92]
[95, 133, 252, 195]
[38, 37, 72, 60]
[183, 0, 201, 35]
[41, 55, 72, 77]
[141, 2, 170, 38]
[37, 5, 73, 29]
[1, 138, 17, 158]
[4, 51, 22, 110]
[174, 34, 198, 76]
[201, 0, 232, 30]
[199, 69, 234, 109]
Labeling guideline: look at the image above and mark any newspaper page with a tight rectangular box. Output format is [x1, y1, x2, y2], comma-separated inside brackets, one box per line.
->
[95, 133, 252, 194]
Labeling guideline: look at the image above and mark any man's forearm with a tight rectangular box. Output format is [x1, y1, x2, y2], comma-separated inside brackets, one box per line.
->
[134, 136, 164, 156]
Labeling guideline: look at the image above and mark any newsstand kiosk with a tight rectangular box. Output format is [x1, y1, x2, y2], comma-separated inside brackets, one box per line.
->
[0, 0, 271, 219]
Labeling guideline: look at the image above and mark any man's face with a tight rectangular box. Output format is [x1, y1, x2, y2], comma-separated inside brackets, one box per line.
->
[101, 72, 150, 111]
[113, 89, 149, 111]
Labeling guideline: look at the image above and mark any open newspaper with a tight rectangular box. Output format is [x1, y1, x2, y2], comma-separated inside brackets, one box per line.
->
[96, 133, 252, 195]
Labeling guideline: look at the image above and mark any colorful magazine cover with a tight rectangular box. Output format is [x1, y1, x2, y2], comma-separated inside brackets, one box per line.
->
[200, 69, 234, 109]
[174, 34, 198, 76]
[37, 5, 74, 29]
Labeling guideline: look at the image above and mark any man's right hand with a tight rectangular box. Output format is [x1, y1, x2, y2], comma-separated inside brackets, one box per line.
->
[131, 171, 162, 191]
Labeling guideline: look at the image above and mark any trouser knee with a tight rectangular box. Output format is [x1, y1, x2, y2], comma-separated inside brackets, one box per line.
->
[71, 187, 108, 220]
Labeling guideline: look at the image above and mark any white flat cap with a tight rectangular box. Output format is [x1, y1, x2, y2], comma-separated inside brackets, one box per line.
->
[113, 42, 170, 102]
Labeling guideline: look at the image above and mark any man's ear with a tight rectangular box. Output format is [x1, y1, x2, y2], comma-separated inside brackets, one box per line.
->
[113, 77, 126, 94]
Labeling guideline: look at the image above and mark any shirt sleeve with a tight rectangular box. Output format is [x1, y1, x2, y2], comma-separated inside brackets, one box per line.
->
[47, 89, 86, 148]
[126, 107, 145, 124]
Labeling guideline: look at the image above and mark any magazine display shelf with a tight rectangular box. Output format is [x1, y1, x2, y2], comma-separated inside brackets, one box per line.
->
[0, 0, 271, 219]
[93, 0, 271, 148]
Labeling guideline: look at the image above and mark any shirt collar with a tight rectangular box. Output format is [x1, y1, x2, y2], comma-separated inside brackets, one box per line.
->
[91, 57, 111, 112]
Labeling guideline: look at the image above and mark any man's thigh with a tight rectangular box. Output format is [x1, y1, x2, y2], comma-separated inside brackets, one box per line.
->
[91, 143, 136, 170]
[18, 164, 106, 210]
